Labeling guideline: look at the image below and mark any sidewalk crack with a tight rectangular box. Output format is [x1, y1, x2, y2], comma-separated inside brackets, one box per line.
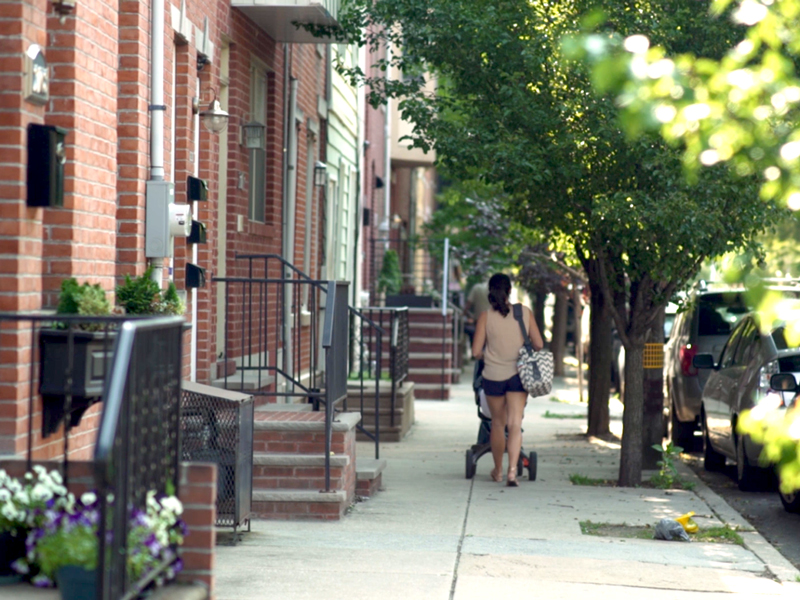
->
[449, 476, 474, 600]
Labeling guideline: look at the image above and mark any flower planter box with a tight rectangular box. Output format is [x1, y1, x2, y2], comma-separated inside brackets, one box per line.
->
[38, 329, 116, 437]
[0, 531, 25, 584]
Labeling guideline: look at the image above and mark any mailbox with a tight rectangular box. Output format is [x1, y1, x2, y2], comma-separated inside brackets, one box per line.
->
[27, 124, 67, 207]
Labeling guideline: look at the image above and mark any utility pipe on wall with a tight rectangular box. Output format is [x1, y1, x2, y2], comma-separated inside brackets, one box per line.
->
[282, 74, 299, 398]
[148, 0, 166, 286]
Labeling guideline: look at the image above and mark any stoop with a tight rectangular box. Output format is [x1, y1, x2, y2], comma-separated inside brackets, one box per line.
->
[250, 410, 360, 520]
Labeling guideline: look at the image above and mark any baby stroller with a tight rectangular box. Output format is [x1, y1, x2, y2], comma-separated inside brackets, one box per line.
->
[465, 360, 537, 481]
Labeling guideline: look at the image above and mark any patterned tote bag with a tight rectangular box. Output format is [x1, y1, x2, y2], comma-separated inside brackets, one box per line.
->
[512, 304, 554, 397]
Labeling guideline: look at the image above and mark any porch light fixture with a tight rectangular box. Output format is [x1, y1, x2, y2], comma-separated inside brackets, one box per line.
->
[199, 90, 229, 133]
[242, 122, 266, 150]
[314, 161, 327, 187]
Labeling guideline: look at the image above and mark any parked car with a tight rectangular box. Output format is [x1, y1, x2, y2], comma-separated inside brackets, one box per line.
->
[766, 373, 800, 513]
[693, 316, 800, 491]
[665, 283, 800, 450]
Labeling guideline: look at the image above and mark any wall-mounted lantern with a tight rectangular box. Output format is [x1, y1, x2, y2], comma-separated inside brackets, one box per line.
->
[198, 91, 229, 133]
[314, 161, 328, 188]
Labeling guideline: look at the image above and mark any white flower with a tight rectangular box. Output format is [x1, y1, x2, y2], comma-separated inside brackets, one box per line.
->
[50, 471, 63, 485]
[31, 483, 53, 502]
[14, 490, 29, 505]
[80, 492, 97, 506]
[31, 465, 46, 477]
[159, 496, 183, 516]
[0, 490, 10, 502]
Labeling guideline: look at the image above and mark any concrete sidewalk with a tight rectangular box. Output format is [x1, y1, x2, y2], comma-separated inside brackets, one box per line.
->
[214, 367, 800, 599]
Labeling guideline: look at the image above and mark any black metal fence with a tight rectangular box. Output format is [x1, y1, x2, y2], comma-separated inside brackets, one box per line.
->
[181, 382, 254, 532]
[349, 307, 409, 430]
[94, 316, 184, 600]
[213, 255, 362, 492]
[0, 313, 185, 600]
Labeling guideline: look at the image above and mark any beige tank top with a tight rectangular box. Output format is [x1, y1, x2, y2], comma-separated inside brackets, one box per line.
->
[483, 305, 527, 381]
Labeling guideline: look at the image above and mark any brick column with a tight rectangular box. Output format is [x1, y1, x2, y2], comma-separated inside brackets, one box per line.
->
[0, 0, 48, 456]
[116, 0, 152, 276]
[42, 0, 118, 303]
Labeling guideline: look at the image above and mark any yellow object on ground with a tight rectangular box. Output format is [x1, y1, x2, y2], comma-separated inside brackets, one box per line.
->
[676, 511, 698, 533]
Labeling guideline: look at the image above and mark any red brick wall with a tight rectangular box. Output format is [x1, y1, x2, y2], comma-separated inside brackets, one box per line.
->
[177, 461, 217, 596]
[0, 0, 47, 455]
[1, 0, 332, 457]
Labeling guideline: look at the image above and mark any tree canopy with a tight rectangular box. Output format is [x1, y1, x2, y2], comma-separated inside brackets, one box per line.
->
[317, 0, 781, 485]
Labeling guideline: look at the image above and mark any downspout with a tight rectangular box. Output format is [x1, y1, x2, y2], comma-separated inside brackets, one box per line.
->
[383, 44, 392, 244]
[148, 0, 165, 285]
[284, 78, 299, 390]
[191, 79, 200, 381]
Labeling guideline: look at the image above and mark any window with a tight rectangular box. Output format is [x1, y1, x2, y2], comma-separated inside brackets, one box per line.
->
[248, 62, 267, 222]
[733, 319, 758, 366]
[719, 322, 746, 369]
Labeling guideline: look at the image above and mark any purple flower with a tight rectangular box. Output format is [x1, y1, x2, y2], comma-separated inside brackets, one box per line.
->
[172, 558, 183, 574]
[177, 520, 188, 537]
[32, 574, 53, 588]
[144, 533, 161, 556]
[131, 509, 148, 528]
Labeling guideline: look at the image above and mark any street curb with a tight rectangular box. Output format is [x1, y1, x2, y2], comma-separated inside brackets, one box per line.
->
[676, 460, 800, 583]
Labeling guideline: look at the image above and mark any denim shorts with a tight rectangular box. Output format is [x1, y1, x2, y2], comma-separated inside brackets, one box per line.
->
[482, 373, 525, 396]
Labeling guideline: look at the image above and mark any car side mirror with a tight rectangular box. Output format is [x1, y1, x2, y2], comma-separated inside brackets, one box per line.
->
[692, 353, 715, 369]
[770, 373, 797, 392]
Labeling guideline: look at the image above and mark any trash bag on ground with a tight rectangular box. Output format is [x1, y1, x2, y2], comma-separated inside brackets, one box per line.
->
[654, 518, 691, 541]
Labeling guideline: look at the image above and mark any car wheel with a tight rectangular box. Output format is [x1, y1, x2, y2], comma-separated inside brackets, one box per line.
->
[735, 434, 765, 492]
[669, 399, 696, 451]
[779, 488, 800, 513]
[702, 411, 725, 472]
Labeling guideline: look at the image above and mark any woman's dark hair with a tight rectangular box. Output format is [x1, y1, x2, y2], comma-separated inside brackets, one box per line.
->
[488, 273, 512, 316]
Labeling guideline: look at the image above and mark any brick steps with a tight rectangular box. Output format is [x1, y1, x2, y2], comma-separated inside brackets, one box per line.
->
[413, 382, 451, 400]
[252, 453, 350, 491]
[251, 490, 348, 520]
[347, 381, 415, 441]
[356, 458, 386, 498]
[248, 412, 360, 520]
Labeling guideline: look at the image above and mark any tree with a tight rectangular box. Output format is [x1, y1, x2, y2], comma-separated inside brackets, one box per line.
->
[316, 0, 777, 485]
[571, 0, 800, 491]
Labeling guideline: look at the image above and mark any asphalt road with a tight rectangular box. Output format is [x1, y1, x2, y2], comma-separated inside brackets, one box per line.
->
[683, 453, 800, 570]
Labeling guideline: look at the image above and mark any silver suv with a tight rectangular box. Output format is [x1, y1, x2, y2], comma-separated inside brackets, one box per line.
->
[664, 282, 800, 450]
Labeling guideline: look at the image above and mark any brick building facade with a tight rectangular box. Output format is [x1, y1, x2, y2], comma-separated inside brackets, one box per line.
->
[0, 0, 336, 456]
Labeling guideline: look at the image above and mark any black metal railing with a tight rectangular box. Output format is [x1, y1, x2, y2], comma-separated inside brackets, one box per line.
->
[213, 255, 363, 491]
[322, 281, 349, 491]
[349, 307, 409, 431]
[95, 316, 184, 600]
[347, 307, 385, 454]
[0, 312, 184, 600]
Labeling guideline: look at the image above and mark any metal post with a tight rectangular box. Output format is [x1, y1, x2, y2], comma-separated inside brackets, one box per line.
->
[441, 238, 449, 400]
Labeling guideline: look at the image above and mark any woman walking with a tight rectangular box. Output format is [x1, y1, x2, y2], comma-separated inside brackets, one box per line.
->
[471, 273, 544, 486]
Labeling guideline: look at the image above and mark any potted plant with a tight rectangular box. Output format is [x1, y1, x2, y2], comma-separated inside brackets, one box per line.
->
[38, 278, 116, 437]
[115, 268, 185, 317]
[14, 488, 186, 597]
[0, 466, 69, 583]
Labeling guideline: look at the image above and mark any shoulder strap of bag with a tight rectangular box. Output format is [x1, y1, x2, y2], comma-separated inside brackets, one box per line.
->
[512, 303, 533, 351]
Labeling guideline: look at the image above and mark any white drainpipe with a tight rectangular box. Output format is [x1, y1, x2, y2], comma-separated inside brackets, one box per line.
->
[148, 0, 165, 285]
[283, 77, 299, 395]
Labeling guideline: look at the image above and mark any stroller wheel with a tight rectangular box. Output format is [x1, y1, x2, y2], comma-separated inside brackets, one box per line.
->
[528, 451, 537, 481]
[465, 449, 476, 479]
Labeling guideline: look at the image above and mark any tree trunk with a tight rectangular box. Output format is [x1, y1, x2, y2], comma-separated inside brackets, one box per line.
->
[642, 307, 666, 469]
[619, 341, 645, 486]
[551, 290, 568, 377]
[533, 292, 546, 343]
[587, 284, 611, 437]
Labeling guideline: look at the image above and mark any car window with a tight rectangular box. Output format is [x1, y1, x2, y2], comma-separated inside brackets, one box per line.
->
[719, 322, 746, 369]
[733, 320, 758, 365]
[772, 327, 800, 350]
[696, 292, 748, 336]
